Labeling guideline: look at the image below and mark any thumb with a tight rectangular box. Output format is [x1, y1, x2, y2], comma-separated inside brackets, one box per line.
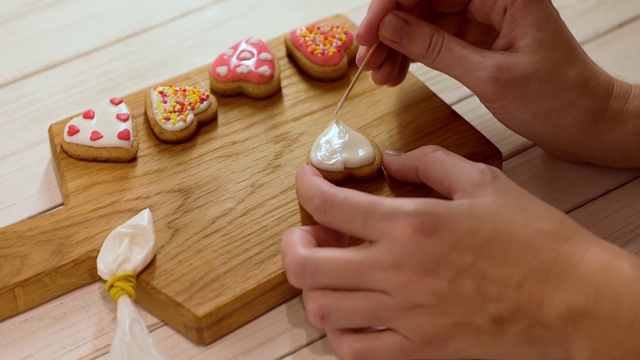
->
[378, 10, 494, 87]
[383, 146, 501, 199]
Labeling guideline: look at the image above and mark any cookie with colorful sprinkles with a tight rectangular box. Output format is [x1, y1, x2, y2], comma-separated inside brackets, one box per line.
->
[285, 23, 357, 81]
[209, 37, 281, 99]
[61, 97, 138, 162]
[144, 85, 218, 143]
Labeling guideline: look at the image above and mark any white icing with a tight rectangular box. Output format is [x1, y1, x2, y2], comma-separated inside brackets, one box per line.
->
[236, 64, 250, 74]
[97, 208, 156, 280]
[216, 66, 228, 77]
[258, 52, 273, 61]
[63, 100, 133, 149]
[310, 120, 375, 171]
[149, 87, 212, 131]
[257, 65, 272, 77]
[222, 48, 234, 56]
[238, 50, 254, 60]
[248, 37, 261, 45]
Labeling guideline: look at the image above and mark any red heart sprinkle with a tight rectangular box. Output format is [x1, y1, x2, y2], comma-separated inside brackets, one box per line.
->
[116, 113, 130, 122]
[82, 109, 95, 120]
[90, 131, 103, 141]
[110, 97, 123, 106]
[117, 129, 131, 141]
[67, 125, 80, 136]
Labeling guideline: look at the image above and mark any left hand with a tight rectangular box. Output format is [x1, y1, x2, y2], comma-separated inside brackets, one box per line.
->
[281, 146, 638, 359]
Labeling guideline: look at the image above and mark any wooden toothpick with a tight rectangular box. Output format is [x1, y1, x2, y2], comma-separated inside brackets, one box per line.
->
[334, 41, 380, 119]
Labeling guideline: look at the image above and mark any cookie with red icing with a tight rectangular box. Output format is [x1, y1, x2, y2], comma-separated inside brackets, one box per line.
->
[144, 85, 218, 143]
[285, 23, 357, 81]
[61, 97, 138, 162]
[209, 37, 281, 99]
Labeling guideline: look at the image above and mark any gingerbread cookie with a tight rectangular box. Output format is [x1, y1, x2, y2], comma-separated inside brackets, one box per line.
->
[209, 37, 281, 99]
[308, 119, 382, 183]
[61, 97, 138, 162]
[145, 85, 218, 143]
[285, 24, 357, 81]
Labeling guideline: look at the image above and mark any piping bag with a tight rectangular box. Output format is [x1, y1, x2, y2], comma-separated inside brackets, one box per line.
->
[96, 208, 163, 360]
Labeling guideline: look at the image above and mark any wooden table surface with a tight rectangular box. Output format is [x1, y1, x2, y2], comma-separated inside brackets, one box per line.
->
[1, 1, 639, 359]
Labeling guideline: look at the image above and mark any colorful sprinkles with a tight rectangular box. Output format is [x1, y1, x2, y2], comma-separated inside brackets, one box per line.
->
[152, 86, 210, 126]
[295, 24, 350, 57]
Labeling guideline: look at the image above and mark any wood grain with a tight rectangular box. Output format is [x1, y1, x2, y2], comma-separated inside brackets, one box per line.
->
[0, 15, 500, 344]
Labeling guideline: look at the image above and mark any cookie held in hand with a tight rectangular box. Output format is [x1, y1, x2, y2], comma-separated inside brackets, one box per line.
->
[307, 120, 383, 183]
[61, 97, 138, 162]
[209, 37, 281, 99]
[285, 23, 357, 81]
[145, 85, 218, 143]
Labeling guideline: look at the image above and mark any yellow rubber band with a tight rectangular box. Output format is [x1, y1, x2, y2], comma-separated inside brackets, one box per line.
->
[105, 271, 137, 302]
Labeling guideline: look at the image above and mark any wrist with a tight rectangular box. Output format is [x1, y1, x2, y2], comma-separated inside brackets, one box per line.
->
[600, 79, 640, 168]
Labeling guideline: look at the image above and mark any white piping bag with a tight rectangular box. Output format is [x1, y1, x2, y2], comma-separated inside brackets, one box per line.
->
[96, 208, 162, 360]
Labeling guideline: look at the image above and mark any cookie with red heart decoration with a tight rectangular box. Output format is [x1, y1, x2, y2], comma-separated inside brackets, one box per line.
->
[61, 97, 138, 162]
[209, 37, 281, 99]
[144, 85, 218, 143]
[285, 23, 357, 81]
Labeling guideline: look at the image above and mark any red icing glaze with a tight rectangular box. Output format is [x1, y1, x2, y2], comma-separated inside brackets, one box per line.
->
[110, 97, 123, 106]
[117, 129, 131, 141]
[67, 124, 80, 136]
[83, 109, 95, 120]
[211, 37, 276, 84]
[290, 24, 353, 66]
[90, 131, 103, 141]
[116, 113, 130, 122]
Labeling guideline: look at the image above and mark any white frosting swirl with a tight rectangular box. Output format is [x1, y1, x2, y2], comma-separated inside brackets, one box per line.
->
[310, 120, 375, 171]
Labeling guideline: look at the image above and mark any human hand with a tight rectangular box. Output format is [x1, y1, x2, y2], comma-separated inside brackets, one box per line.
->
[281, 146, 640, 359]
[356, 0, 640, 168]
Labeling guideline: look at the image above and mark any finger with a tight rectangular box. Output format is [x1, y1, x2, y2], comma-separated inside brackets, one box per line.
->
[371, 49, 403, 85]
[303, 289, 394, 330]
[383, 146, 501, 199]
[327, 328, 418, 360]
[431, 0, 470, 13]
[356, 0, 421, 45]
[295, 165, 404, 241]
[378, 10, 498, 91]
[356, 42, 389, 70]
[281, 226, 379, 290]
[386, 55, 411, 87]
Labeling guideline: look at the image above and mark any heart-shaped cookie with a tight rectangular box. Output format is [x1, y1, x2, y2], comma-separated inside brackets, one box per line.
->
[61, 98, 138, 162]
[308, 119, 382, 184]
[145, 85, 218, 143]
[209, 37, 281, 99]
[285, 23, 357, 81]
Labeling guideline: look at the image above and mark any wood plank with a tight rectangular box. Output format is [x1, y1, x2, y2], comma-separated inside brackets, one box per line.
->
[504, 147, 640, 212]
[569, 178, 640, 254]
[0, 14, 500, 345]
[284, 338, 337, 360]
[0, 0, 214, 86]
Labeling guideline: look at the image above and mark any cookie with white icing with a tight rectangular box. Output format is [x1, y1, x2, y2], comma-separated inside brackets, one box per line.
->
[61, 97, 138, 162]
[209, 37, 281, 99]
[285, 23, 358, 81]
[144, 85, 218, 143]
[307, 120, 383, 183]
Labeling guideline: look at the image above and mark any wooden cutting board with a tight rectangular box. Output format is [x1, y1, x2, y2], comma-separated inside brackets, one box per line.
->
[0, 15, 501, 344]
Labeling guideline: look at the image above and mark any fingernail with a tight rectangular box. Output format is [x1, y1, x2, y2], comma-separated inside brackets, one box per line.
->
[384, 150, 404, 157]
[380, 12, 411, 45]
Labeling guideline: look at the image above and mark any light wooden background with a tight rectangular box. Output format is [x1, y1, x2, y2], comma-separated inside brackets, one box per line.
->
[1, 0, 639, 359]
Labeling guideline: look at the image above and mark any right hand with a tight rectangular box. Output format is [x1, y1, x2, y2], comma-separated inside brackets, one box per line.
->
[356, 0, 640, 168]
